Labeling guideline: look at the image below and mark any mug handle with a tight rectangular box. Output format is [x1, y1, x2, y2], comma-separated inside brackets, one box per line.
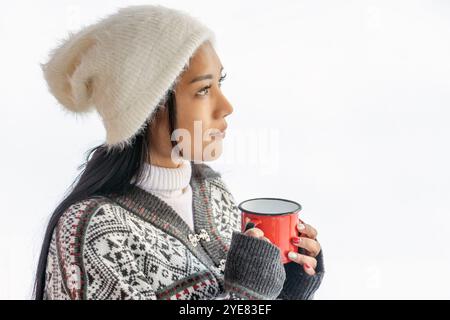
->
[244, 217, 262, 232]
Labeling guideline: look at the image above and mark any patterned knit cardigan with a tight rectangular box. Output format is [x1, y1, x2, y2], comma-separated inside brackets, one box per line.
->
[43, 162, 325, 300]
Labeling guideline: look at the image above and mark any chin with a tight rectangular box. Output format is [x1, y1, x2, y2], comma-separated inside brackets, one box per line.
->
[203, 152, 223, 162]
[202, 140, 223, 161]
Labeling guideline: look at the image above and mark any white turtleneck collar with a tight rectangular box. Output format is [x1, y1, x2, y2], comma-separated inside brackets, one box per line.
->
[134, 158, 195, 231]
[135, 159, 192, 198]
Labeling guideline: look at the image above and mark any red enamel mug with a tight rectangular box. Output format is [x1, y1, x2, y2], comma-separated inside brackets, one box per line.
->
[238, 198, 302, 264]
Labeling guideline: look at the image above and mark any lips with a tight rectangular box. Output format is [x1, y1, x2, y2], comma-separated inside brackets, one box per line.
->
[210, 130, 226, 138]
[209, 124, 227, 138]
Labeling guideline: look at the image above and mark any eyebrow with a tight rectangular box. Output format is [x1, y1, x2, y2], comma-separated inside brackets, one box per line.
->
[189, 66, 224, 84]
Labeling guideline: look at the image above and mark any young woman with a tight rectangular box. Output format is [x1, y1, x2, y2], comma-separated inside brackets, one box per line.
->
[34, 4, 325, 300]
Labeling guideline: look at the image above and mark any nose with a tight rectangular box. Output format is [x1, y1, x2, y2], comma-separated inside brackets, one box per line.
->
[218, 92, 234, 118]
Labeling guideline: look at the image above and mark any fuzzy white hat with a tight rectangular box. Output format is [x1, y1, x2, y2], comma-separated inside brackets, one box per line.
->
[41, 4, 216, 152]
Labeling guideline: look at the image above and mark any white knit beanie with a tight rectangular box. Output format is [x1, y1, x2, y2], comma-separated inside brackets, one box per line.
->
[41, 4, 216, 152]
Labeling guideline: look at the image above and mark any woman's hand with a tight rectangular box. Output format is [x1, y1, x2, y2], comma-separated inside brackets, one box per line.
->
[243, 217, 273, 243]
[243, 226, 272, 244]
[242, 218, 322, 276]
[287, 221, 322, 276]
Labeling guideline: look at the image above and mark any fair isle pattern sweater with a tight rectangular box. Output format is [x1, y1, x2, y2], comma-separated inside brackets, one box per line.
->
[43, 162, 325, 300]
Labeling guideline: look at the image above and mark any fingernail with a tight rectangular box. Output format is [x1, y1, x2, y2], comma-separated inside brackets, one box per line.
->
[291, 236, 301, 244]
[304, 263, 315, 275]
[298, 223, 306, 231]
[288, 252, 298, 260]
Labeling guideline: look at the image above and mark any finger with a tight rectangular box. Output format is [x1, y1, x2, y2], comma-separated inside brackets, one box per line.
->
[244, 227, 264, 238]
[287, 251, 317, 275]
[303, 262, 316, 276]
[244, 221, 256, 231]
[297, 222, 318, 240]
[291, 236, 321, 257]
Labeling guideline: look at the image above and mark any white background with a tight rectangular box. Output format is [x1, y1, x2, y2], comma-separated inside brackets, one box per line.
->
[1, 0, 449, 299]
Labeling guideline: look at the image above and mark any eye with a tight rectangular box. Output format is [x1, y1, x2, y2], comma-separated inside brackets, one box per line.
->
[196, 73, 227, 97]
[197, 85, 212, 96]
[219, 73, 227, 87]
[219, 72, 227, 83]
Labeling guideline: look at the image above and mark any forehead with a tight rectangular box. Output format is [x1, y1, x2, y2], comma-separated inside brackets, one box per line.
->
[185, 41, 221, 74]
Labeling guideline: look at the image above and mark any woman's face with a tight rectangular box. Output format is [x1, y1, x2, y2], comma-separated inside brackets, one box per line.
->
[148, 41, 234, 167]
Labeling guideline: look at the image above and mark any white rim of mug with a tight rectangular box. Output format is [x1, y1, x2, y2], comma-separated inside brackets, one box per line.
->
[238, 197, 302, 216]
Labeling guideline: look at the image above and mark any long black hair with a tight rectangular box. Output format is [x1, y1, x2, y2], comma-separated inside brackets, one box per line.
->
[33, 89, 185, 299]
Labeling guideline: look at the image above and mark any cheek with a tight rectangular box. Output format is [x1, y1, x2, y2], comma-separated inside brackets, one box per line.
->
[174, 95, 218, 158]
[177, 94, 213, 120]
[177, 105, 212, 136]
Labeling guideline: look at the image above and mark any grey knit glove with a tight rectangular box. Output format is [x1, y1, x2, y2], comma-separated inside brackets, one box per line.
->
[276, 248, 325, 300]
[223, 230, 286, 300]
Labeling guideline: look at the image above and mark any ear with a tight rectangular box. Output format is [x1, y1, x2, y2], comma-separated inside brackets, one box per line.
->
[41, 27, 98, 114]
